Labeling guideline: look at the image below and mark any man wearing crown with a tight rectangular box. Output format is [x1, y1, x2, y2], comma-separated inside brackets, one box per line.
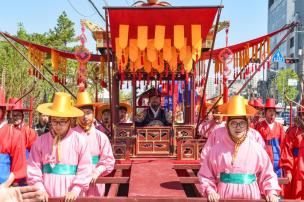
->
[73, 91, 115, 197]
[8, 98, 37, 160]
[0, 87, 26, 188]
[255, 98, 285, 178]
[27, 92, 92, 201]
[198, 95, 280, 202]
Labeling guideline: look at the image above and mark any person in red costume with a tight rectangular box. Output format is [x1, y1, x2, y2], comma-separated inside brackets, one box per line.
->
[0, 87, 27, 187]
[249, 98, 264, 128]
[255, 98, 285, 177]
[280, 100, 304, 199]
[8, 98, 37, 160]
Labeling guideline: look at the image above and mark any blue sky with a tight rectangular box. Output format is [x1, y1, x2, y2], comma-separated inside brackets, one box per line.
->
[0, 0, 268, 53]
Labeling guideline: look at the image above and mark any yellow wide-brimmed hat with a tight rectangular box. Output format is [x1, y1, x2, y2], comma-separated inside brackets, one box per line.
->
[97, 103, 110, 113]
[75, 91, 101, 107]
[119, 102, 132, 113]
[216, 95, 257, 117]
[37, 92, 84, 118]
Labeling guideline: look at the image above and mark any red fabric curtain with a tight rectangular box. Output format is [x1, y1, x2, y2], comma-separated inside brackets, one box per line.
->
[107, 6, 220, 52]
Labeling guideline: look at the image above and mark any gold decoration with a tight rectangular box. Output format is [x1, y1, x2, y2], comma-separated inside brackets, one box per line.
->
[154, 25, 165, 51]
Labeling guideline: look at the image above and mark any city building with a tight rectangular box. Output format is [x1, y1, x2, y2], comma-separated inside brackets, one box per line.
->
[268, 0, 304, 98]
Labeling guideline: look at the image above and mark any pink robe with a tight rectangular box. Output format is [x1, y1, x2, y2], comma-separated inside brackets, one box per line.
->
[27, 129, 92, 197]
[200, 127, 265, 164]
[198, 129, 281, 199]
[74, 125, 115, 197]
[198, 120, 225, 139]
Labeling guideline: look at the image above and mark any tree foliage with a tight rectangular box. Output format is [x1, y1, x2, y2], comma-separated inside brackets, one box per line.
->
[274, 68, 298, 105]
[0, 12, 100, 117]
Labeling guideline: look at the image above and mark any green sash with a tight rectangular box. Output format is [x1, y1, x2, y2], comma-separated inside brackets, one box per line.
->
[92, 156, 100, 165]
[42, 163, 77, 175]
[220, 172, 256, 184]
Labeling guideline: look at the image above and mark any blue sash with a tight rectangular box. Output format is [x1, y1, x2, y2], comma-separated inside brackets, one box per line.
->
[25, 149, 30, 160]
[0, 153, 11, 184]
[293, 148, 299, 157]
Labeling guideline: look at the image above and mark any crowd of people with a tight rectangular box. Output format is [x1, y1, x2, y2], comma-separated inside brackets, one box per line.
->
[1, 85, 304, 201]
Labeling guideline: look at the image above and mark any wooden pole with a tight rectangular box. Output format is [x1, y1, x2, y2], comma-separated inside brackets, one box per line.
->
[195, 7, 222, 135]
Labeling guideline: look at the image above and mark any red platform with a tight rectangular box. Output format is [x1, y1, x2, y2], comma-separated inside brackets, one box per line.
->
[128, 160, 186, 198]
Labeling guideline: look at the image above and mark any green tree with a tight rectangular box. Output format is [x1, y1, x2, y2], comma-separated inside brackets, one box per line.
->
[0, 11, 89, 117]
[48, 11, 77, 50]
[274, 68, 298, 105]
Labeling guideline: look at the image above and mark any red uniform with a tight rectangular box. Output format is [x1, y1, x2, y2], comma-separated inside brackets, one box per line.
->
[0, 122, 26, 183]
[14, 123, 37, 159]
[280, 126, 304, 199]
[255, 120, 285, 177]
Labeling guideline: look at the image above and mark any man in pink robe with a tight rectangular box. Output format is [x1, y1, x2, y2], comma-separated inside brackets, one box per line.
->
[27, 92, 92, 201]
[198, 96, 280, 202]
[74, 91, 115, 197]
[198, 98, 224, 139]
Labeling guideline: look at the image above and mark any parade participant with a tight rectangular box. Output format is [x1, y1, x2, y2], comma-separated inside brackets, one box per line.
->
[34, 113, 49, 136]
[255, 98, 285, 177]
[198, 97, 225, 139]
[0, 87, 26, 188]
[96, 104, 112, 138]
[74, 91, 115, 197]
[198, 95, 280, 202]
[200, 97, 265, 164]
[27, 92, 92, 201]
[136, 88, 171, 126]
[119, 102, 132, 124]
[249, 98, 264, 127]
[280, 101, 304, 199]
[8, 98, 37, 159]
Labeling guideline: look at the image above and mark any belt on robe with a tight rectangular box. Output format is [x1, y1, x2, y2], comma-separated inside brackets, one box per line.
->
[0, 153, 11, 184]
[42, 163, 77, 175]
[220, 172, 256, 184]
[92, 156, 100, 165]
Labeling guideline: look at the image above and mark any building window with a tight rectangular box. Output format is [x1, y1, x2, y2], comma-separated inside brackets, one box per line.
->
[290, 37, 294, 48]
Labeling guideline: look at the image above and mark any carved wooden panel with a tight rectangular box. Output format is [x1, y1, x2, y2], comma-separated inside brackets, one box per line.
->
[136, 127, 171, 155]
[177, 139, 206, 160]
[174, 125, 195, 139]
[113, 126, 135, 159]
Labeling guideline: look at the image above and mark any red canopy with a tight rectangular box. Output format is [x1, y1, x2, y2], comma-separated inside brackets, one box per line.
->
[106, 6, 221, 52]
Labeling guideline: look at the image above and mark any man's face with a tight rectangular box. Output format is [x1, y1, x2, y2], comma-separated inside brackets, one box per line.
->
[228, 117, 248, 138]
[50, 117, 71, 137]
[102, 111, 111, 125]
[119, 108, 127, 122]
[39, 114, 49, 125]
[79, 108, 94, 125]
[12, 110, 23, 126]
[149, 96, 160, 108]
[265, 108, 276, 123]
